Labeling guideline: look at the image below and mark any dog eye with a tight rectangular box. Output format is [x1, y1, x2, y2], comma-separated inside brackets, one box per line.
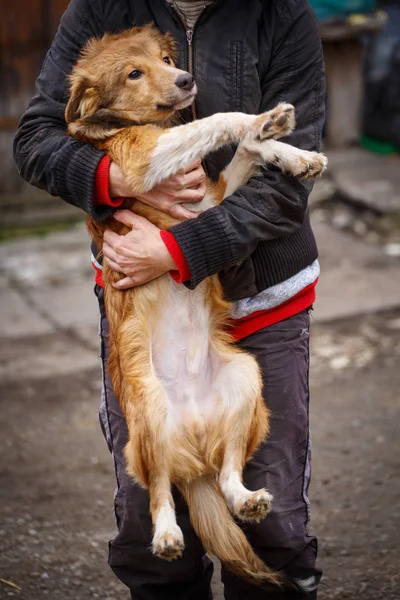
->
[163, 56, 171, 64]
[128, 70, 143, 80]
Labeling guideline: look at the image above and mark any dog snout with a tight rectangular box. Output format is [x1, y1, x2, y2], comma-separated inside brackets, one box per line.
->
[175, 73, 195, 91]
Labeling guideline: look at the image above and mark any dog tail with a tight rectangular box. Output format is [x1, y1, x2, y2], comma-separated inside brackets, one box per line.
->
[178, 474, 284, 589]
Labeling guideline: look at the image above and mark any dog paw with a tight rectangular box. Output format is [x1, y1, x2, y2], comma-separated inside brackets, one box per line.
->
[294, 151, 328, 179]
[236, 489, 273, 523]
[273, 150, 328, 180]
[257, 103, 295, 140]
[152, 526, 184, 561]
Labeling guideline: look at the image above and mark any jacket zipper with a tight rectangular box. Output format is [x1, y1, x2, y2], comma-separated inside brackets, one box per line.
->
[168, 3, 212, 178]
[186, 29, 197, 121]
[170, 3, 208, 122]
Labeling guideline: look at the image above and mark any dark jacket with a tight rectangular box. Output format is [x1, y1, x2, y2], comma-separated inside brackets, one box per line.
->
[13, 0, 326, 301]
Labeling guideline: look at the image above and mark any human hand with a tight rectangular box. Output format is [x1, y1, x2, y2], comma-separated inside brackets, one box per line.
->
[109, 159, 206, 220]
[103, 210, 176, 290]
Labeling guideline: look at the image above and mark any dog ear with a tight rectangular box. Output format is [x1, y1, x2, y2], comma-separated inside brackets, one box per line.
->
[162, 33, 179, 64]
[81, 109, 138, 129]
[65, 73, 100, 124]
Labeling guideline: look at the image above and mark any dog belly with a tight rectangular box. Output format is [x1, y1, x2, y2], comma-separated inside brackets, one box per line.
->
[151, 279, 220, 425]
[150, 278, 261, 479]
[151, 279, 260, 428]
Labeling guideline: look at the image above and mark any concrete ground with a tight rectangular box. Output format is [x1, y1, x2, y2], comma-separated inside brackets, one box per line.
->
[1, 216, 400, 600]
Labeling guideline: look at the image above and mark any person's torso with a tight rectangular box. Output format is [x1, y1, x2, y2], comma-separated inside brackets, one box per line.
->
[87, 0, 318, 301]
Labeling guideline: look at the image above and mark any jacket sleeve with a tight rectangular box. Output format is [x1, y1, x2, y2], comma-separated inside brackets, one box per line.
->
[169, 0, 326, 289]
[13, 0, 113, 221]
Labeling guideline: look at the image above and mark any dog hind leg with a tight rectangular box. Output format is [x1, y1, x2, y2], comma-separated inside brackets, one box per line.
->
[123, 385, 185, 561]
[210, 354, 272, 523]
[219, 448, 273, 523]
[150, 472, 184, 561]
[219, 401, 273, 523]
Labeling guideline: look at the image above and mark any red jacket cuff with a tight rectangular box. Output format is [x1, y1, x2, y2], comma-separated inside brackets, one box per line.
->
[160, 230, 191, 283]
[94, 156, 124, 208]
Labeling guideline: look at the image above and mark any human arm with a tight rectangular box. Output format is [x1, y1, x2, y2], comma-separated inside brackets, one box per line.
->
[97, 158, 203, 286]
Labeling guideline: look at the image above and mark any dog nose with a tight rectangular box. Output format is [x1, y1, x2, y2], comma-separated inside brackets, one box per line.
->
[175, 73, 195, 91]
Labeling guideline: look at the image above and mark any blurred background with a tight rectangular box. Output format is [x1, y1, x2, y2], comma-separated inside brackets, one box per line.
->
[1, 1, 400, 599]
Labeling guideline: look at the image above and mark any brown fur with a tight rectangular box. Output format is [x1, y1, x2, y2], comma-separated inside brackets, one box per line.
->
[66, 25, 287, 588]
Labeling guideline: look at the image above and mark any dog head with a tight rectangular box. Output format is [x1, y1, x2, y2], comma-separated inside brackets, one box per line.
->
[66, 25, 197, 140]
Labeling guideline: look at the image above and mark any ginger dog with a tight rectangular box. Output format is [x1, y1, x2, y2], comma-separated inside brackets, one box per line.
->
[66, 25, 326, 588]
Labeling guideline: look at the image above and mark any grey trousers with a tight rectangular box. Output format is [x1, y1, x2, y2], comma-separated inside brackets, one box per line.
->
[96, 285, 321, 600]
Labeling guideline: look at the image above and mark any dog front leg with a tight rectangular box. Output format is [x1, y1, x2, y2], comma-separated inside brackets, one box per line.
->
[226, 138, 327, 190]
[266, 139, 328, 179]
[142, 103, 296, 191]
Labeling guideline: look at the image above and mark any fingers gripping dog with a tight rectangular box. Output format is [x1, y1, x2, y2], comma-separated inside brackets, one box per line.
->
[66, 25, 327, 588]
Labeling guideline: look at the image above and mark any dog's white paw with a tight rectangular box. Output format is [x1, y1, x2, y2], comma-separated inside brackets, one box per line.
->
[273, 149, 328, 180]
[152, 525, 184, 561]
[258, 103, 296, 140]
[295, 151, 328, 179]
[236, 488, 273, 523]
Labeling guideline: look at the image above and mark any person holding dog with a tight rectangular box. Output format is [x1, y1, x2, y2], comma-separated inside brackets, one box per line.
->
[14, 1, 326, 599]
